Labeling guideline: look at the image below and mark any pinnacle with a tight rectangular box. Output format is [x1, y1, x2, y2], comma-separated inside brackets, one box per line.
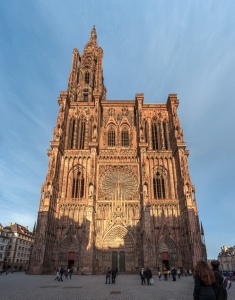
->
[83, 26, 98, 51]
[91, 25, 97, 39]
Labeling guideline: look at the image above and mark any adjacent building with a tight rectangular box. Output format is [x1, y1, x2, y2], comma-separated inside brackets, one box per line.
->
[0, 224, 10, 271]
[218, 246, 235, 272]
[29, 27, 206, 275]
[3, 222, 34, 271]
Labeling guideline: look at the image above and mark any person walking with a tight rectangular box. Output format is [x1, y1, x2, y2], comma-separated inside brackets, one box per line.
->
[177, 268, 181, 279]
[211, 260, 227, 300]
[163, 266, 168, 281]
[193, 260, 217, 300]
[171, 267, 177, 281]
[58, 266, 64, 282]
[111, 267, 116, 284]
[55, 269, 60, 281]
[105, 267, 111, 284]
[145, 267, 152, 285]
[158, 271, 162, 280]
[140, 267, 146, 285]
[68, 267, 73, 279]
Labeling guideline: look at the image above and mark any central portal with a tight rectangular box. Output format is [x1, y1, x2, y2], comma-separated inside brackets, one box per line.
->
[112, 251, 126, 272]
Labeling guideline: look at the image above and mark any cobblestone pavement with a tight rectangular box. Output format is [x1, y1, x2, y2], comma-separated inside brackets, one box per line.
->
[0, 273, 234, 300]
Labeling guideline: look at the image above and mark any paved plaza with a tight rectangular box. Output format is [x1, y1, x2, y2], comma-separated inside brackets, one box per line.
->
[0, 272, 234, 300]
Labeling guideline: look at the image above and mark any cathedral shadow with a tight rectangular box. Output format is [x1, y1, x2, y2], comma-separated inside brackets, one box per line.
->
[29, 201, 204, 275]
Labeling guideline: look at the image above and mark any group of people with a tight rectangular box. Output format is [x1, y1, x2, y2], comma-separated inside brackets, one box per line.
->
[105, 267, 118, 284]
[55, 266, 73, 281]
[140, 267, 153, 285]
[139, 260, 229, 300]
[193, 260, 228, 300]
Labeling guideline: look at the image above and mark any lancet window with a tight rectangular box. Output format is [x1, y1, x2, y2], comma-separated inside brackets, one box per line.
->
[83, 88, 89, 101]
[108, 126, 116, 147]
[84, 71, 90, 84]
[67, 118, 86, 150]
[121, 126, 129, 147]
[144, 121, 148, 143]
[71, 170, 84, 199]
[163, 121, 169, 150]
[151, 122, 159, 150]
[153, 168, 168, 199]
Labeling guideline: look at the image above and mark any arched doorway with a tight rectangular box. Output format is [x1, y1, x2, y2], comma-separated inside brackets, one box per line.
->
[158, 235, 177, 270]
[101, 225, 135, 273]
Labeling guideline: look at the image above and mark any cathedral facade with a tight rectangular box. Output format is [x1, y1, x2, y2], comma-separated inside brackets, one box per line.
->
[29, 27, 206, 275]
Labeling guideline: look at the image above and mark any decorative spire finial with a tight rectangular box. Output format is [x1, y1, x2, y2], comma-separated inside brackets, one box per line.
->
[91, 25, 97, 40]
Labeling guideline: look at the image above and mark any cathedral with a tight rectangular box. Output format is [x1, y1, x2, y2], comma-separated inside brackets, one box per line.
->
[29, 27, 207, 275]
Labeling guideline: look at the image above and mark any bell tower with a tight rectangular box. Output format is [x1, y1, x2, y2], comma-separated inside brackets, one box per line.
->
[68, 25, 106, 104]
[29, 27, 105, 274]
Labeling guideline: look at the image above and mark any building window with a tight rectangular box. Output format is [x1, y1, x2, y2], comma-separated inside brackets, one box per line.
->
[151, 123, 159, 150]
[163, 121, 169, 150]
[71, 170, 84, 199]
[83, 88, 89, 101]
[67, 119, 86, 150]
[153, 170, 167, 199]
[121, 129, 129, 147]
[108, 127, 116, 147]
[84, 72, 90, 84]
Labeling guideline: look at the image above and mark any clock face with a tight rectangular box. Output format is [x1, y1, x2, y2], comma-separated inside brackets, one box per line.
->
[99, 166, 138, 200]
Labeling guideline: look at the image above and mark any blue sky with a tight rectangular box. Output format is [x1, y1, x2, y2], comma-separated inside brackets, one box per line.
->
[0, 1, 235, 259]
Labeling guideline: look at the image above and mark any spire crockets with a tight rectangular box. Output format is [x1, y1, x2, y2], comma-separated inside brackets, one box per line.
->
[68, 26, 106, 102]
[84, 25, 98, 50]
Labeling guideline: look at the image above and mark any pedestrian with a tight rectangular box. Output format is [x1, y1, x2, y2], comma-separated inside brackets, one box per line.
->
[69, 267, 73, 279]
[105, 267, 111, 284]
[211, 260, 227, 300]
[55, 269, 60, 281]
[163, 267, 168, 281]
[177, 268, 181, 279]
[193, 260, 217, 300]
[58, 266, 64, 281]
[64, 268, 68, 279]
[171, 267, 177, 281]
[140, 267, 146, 285]
[158, 271, 162, 280]
[145, 267, 152, 285]
[111, 267, 116, 284]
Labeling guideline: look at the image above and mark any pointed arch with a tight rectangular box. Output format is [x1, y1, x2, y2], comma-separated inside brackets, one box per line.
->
[66, 164, 85, 199]
[84, 71, 90, 84]
[121, 124, 130, 147]
[107, 124, 116, 147]
[66, 117, 86, 150]
[102, 225, 134, 249]
[158, 235, 177, 253]
[151, 119, 160, 150]
[153, 166, 169, 199]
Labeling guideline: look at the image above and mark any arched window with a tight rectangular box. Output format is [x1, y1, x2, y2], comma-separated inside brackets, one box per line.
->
[151, 122, 159, 150]
[83, 88, 89, 101]
[108, 126, 116, 147]
[67, 118, 86, 150]
[163, 121, 169, 150]
[153, 169, 167, 199]
[84, 71, 90, 84]
[71, 170, 84, 199]
[121, 127, 129, 147]
[144, 121, 148, 143]
[68, 119, 75, 149]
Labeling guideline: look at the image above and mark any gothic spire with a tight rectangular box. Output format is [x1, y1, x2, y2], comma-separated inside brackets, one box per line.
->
[84, 25, 98, 51]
